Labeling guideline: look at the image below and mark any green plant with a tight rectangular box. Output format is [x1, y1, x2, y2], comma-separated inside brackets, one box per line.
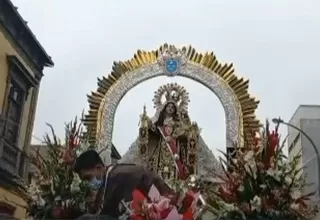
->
[27, 117, 89, 219]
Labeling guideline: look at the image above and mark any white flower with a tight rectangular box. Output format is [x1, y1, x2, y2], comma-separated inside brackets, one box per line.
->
[290, 203, 300, 211]
[27, 183, 46, 207]
[243, 150, 258, 178]
[290, 190, 301, 200]
[278, 158, 285, 167]
[259, 184, 267, 189]
[224, 203, 236, 211]
[250, 195, 262, 211]
[244, 161, 257, 179]
[238, 185, 244, 192]
[27, 182, 43, 204]
[285, 176, 293, 185]
[71, 175, 81, 192]
[38, 197, 46, 207]
[79, 202, 86, 211]
[266, 168, 281, 181]
[255, 140, 264, 154]
[244, 151, 255, 162]
[71, 184, 80, 193]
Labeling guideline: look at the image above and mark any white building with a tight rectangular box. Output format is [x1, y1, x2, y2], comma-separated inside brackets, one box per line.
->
[288, 105, 320, 201]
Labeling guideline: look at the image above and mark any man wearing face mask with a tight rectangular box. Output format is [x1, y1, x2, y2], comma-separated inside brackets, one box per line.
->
[73, 149, 176, 219]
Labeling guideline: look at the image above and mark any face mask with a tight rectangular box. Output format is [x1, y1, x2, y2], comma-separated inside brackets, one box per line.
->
[88, 177, 102, 190]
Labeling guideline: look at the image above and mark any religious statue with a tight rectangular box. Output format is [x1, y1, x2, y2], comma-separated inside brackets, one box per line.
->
[138, 83, 200, 181]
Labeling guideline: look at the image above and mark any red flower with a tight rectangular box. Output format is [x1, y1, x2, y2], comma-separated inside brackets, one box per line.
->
[165, 193, 178, 206]
[160, 207, 172, 218]
[264, 130, 279, 168]
[62, 149, 75, 164]
[131, 189, 147, 211]
[262, 197, 275, 211]
[51, 206, 63, 218]
[182, 191, 194, 209]
[218, 186, 236, 203]
[183, 207, 194, 220]
[269, 131, 279, 151]
[253, 134, 260, 146]
[68, 134, 80, 149]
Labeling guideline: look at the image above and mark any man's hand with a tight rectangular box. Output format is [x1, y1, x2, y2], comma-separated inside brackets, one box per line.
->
[86, 191, 97, 213]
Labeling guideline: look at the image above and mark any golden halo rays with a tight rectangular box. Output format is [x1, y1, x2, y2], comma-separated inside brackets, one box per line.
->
[82, 44, 260, 146]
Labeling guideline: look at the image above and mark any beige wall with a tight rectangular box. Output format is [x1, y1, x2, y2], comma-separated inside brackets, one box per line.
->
[0, 25, 40, 218]
[0, 28, 38, 151]
[0, 187, 28, 219]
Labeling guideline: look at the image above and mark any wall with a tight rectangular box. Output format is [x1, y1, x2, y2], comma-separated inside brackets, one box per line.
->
[0, 28, 38, 151]
[288, 106, 320, 202]
[0, 187, 27, 219]
[288, 106, 320, 177]
[0, 23, 38, 219]
[300, 119, 320, 199]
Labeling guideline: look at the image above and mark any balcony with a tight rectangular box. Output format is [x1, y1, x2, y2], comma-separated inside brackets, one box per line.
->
[0, 116, 26, 183]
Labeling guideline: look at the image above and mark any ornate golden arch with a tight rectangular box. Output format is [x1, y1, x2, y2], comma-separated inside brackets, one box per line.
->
[83, 44, 260, 159]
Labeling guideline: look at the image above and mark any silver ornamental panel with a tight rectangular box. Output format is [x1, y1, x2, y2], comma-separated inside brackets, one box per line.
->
[97, 61, 241, 156]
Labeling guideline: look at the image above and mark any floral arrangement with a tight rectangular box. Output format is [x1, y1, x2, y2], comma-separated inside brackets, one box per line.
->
[212, 121, 319, 220]
[126, 182, 200, 220]
[27, 117, 89, 219]
[26, 116, 319, 220]
[26, 117, 204, 220]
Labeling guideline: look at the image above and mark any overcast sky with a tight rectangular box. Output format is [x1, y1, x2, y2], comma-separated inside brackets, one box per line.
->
[12, 0, 320, 158]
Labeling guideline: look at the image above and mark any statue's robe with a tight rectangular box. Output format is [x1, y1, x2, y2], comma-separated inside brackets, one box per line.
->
[89, 164, 175, 219]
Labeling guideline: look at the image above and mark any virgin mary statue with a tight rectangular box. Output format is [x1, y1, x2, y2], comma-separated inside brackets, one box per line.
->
[120, 83, 221, 181]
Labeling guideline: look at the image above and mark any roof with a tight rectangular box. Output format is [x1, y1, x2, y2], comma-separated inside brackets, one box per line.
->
[288, 104, 320, 123]
[0, 0, 54, 70]
[111, 144, 122, 160]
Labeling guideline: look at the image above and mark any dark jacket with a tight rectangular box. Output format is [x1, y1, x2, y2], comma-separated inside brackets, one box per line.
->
[94, 164, 174, 218]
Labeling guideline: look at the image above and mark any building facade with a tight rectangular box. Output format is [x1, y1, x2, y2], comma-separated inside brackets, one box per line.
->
[288, 105, 320, 201]
[0, 0, 53, 218]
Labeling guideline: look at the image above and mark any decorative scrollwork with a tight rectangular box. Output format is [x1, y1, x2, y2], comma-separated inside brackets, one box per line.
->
[138, 105, 150, 156]
[186, 122, 200, 175]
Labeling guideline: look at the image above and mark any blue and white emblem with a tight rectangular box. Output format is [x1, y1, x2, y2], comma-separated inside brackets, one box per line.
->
[165, 59, 179, 76]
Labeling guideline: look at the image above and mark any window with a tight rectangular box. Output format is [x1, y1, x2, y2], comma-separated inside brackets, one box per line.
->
[28, 172, 34, 184]
[0, 202, 15, 217]
[2, 81, 25, 144]
[0, 56, 34, 177]
[0, 80, 25, 174]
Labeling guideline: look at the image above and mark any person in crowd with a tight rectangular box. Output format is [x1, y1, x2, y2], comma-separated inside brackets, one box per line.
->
[73, 150, 177, 219]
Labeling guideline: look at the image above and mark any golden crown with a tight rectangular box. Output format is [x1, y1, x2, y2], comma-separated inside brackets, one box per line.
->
[152, 83, 190, 112]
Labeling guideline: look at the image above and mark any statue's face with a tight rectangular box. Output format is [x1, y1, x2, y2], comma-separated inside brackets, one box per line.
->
[165, 103, 175, 115]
